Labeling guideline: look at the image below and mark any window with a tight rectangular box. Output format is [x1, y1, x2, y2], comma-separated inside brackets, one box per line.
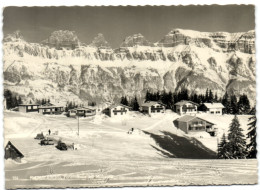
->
[114, 112, 117, 115]
[211, 111, 214, 114]
[121, 112, 123, 115]
[33, 106, 38, 109]
[28, 106, 31, 110]
[157, 110, 160, 112]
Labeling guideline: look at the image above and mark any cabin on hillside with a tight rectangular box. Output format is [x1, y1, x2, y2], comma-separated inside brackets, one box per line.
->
[140, 101, 166, 115]
[174, 100, 198, 115]
[199, 103, 225, 115]
[173, 115, 217, 136]
[68, 107, 96, 117]
[38, 105, 64, 115]
[19, 104, 39, 113]
[104, 104, 130, 117]
[5, 141, 24, 161]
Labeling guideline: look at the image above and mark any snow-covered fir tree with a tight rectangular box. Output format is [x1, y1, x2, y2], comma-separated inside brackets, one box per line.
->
[218, 133, 230, 159]
[227, 115, 247, 159]
[247, 107, 257, 158]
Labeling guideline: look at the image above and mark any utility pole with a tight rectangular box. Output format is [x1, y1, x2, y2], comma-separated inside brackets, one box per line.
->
[77, 115, 79, 136]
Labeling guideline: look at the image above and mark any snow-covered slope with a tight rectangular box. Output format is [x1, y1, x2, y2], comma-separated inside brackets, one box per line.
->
[3, 29, 256, 105]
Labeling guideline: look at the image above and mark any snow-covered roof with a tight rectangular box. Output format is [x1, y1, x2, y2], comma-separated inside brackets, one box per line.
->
[19, 104, 39, 106]
[174, 100, 198, 106]
[69, 107, 96, 111]
[38, 105, 64, 109]
[176, 115, 215, 125]
[203, 103, 225, 109]
[141, 101, 165, 107]
[176, 115, 196, 122]
[108, 104, 131, 109]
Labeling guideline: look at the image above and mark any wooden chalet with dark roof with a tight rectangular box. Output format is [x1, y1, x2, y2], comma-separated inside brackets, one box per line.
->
[19, 104, 39, 113]
[173, 115, 217, 136]
[140, 101, 166, 115]
[174, 100, 198, 115]
[5, 141, 24, 161]
[104, 104, 131, 117]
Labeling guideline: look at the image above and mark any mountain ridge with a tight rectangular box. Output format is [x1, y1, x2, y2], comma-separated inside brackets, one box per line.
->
[3, 29, 256, 106]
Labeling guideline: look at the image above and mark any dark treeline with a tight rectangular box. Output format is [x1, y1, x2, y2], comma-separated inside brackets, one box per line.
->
[143, 88, 251, 115]
[35, 98, 51, 105]
[218, 107, 257, 159]
[4, 90, 23, 109]
[120, 96, 139, 111]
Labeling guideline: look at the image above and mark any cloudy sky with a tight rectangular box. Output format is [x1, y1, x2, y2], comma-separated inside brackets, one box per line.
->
[3, 5, 255, 48]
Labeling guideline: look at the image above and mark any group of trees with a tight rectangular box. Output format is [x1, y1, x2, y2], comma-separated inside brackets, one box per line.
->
[64, 101, 86, 112]
[144, 88, 220, 109]
[120, 96, 140, 111]
[222, 93, 251, 115]
[218, 107, 257, 159]
[4, 90, 23, 109]
[144, 88, 251, 115]
[35, 98, 51, 105]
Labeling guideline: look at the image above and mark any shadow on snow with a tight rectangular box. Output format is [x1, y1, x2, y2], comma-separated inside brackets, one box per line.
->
[143, 130, 217, 159]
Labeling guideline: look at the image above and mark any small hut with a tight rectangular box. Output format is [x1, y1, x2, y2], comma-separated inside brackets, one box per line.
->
[5, 141, 24, 161]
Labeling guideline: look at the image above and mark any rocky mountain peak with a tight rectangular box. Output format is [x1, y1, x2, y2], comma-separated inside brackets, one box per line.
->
[42, 30, 80, 49]
[120, 33, 153, 47]
[4, 30, 24, 42]
[89, 33, 111, 48]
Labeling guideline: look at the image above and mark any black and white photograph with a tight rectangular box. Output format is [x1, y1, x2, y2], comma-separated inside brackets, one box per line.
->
[1, 3, 258, 189]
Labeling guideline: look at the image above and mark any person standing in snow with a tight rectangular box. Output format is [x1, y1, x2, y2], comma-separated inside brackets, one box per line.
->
[48, 129, 51, 136]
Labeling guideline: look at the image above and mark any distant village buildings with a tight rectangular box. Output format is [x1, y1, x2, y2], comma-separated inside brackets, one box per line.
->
[68, 107, 96, 117]
[140, 101, 166, 115]
[38, 105, 64, 115]
[174, 100, 198, 115]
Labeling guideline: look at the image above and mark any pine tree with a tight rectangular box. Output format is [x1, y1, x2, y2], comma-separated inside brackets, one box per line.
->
[214, 93, 218, 103]
[18, 96, 23, 104]
[208, 89, 214, 103]
[227, 115, 247, 159]
[4, 89, 13, 109]
[246, 107, 257, 158]
[218, 133, 229, 159]
[222, 92, 230, 114]
[132, 96, 140, 111]
[230, 95, 238, 114]
[205, 88, 209, 102]
[238, 94, 251, 114]
[145, 90, 150, 102]
[120, 96, 129, 106]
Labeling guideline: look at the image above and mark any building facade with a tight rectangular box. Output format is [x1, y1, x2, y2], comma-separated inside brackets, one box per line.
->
[174, 100, 198, 115]
[19, 104, 39, 113]
[105, 104, 130, 117]
[140, 101, 166, 115]
[68, 107, 96, 117]
[199, 103, 225, 115]
[174, 115, 217, 136]
[38, 106, 64, 115]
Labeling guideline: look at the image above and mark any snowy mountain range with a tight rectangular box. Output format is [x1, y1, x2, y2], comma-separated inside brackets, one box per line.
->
[3, 29, 256, 106]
